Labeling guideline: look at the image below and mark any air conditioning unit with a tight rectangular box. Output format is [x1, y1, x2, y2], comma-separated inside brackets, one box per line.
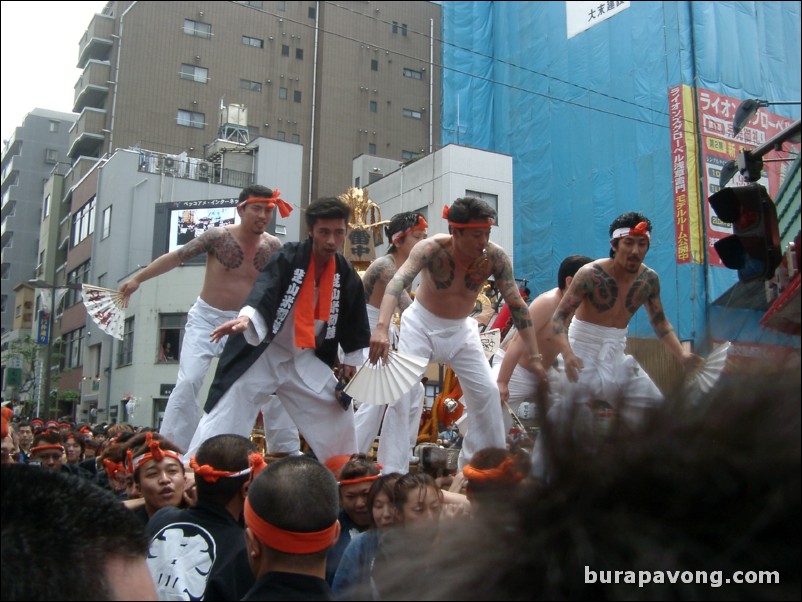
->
[197, 161, 211, 180]
[163, 156, 176, 174]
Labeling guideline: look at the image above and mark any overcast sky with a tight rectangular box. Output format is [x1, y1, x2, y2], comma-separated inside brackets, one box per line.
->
[1, 1, 107, 143]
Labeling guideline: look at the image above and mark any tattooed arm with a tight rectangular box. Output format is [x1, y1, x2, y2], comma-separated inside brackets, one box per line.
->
[119, 230, 212, 302]
[552, 264, 592, 382]
[493, 248, 548, 386]
[641, 269, 703, 370]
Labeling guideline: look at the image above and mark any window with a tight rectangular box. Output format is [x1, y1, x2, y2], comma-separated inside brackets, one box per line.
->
[279, 87, 288, 100]
[71, 197, 96, 247]
[281, 44, 290, 57]
[403, 68, 423, 80]
[402, 24, 408, 36]
[179, 64, 208, 83]
[158, 314, 187, 363]
[403, 108, 422, 120]
[368, 143, 376, 155]
[277, 131, 286, 141]
[465, 189, 499, 214]
[355, 177, 361, 188]
[291, 133, 300, 144]
[296, 48, 304, 60]
[402, 150, 417, 160]
[101, 206, 112, 240]
[49, 120, 60, 132]
[278, 1, 285, 11]
[37, 251, 45, 277]
[117, 318, 135, 367]
[45, 148, 59, 164]
[15, 304, 22, 318]
[371, 59, 378, 71]
[63, 327, 85, 370]
[66, 262, 91, 307]
[43, 194, 51, 219]
[240, 78, 262, 92]
[183, 19, 211, 39]
[242, 35, 264, 48]
[238, 1, 263, 7]
[370, 100, 377, 113]
[392, 21, 398, 33]
[177, 109, 205, 129]
[308, 6, 316, 18]
[293, 90, 302, 103]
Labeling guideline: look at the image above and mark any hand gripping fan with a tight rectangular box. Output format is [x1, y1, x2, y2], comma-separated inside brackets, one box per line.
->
[479, 328, 501, 359]
[81, 284, 126, 340]
[344, 351, 429, 406]
[692, 341, 731, 393]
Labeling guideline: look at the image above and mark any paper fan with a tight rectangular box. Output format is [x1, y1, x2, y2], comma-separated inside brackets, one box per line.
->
[692, 341, 731, 393]
[344, 351, 429, 406]
[81, 284, 126, 340]
[480, 328, 501, 359]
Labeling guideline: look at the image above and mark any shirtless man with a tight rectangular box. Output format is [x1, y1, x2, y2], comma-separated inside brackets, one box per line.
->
[354, 212, 428, 456]
[495, 255, 593, 428]
[552, 212, 702, 428]
[119, 185, 296, 453]
[369, 197, 546, 473]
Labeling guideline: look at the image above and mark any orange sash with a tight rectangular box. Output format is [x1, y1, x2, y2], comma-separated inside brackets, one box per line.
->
[294, 255, 335, 349]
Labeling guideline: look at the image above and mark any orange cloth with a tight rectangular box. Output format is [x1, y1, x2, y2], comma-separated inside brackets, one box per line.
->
[294, 255, 335, 349]
[238, 189, 293, 217]
[244, 497, 338, 554]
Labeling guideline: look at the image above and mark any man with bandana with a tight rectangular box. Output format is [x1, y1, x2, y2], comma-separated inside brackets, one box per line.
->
[187, 197, 370, 464]
[552, 211, 702, 430]
[369, 196, 545, 473]
[120, 185, 298, 455]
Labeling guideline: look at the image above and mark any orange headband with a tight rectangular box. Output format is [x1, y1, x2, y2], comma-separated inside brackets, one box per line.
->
[462, 457, 526, 485]
[611, 221, 650, 240]
[244, 497, 339, 554]
[103, 458, 125, 479]
[339, 473, 381, 487]
[442, 205, 494, 229]
[127, 432, 182, 474]
[238, 189, 293, 218]
[190, 455, 254, 483]
[30, 444, 64, 454]
[391, 215, 428, 245]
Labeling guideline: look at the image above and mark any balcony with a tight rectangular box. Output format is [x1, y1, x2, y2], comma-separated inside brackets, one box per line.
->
[67, 108, 106, 159]
[73, 60, 111, 112]
[64, 156, 101, 193]
[77, 13, 115, 68]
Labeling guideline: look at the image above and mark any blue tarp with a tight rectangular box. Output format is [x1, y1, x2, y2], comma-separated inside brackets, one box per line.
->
[441, 1, 800, 349]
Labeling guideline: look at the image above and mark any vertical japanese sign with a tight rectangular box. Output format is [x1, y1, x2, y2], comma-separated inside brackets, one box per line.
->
[37, 312, 50, 345]
[696, 88, 799, 267]
[668, 85, 704, 264]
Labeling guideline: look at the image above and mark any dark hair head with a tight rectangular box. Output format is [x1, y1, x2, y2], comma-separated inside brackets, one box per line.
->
[248, 456, 339, 548]
[367, 472, 403, 528]
[385, 212, 426, 253]
[393, 472, 442, 514]
[125, 432, 183, 483]
[446, 197, 496, 232]
[1, 463, 150, 600]
[305, 196, 351, 230]
[339, 453, 381, 482]
[608, 212, 651, 258]
[194, 434, 256, 505]
[238, 184, 275, 203]
[32, 430, 63, 447]
[557, 255, 594, 290]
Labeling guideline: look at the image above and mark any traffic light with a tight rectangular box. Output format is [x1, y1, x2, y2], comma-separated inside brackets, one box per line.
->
[708, 183, 781, 282]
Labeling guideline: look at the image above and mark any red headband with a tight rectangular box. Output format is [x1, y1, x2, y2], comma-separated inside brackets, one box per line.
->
[391, 215, 428, 245]
[611, 221, 650, 240]
[103, 458, 125, 479]
[462, 457, 526, 485]
[126, 432, 182, 474]
[30, 444, 64, 454]
[244, 497, 339, 554]
[190, 454, 256, 483]
[442, 205, 495, 229]
[238, 189, 293, 218]
[339, 473, 381, 487]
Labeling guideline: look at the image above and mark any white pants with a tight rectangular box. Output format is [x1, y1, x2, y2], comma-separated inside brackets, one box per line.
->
[186, 342, 356, 464]
[353, 305, 422, 455]
[159, 298, 299, 454]
[377, 300, 505, 474]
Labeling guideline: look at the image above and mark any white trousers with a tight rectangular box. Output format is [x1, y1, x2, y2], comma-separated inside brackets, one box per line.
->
[377, 300, 505, 474]
[353, 305, 422, 455]
[186, 343, 356, 464]
[159, 298, 299, 454]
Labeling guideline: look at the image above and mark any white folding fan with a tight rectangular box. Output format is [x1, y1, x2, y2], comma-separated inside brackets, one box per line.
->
[344, 351, 429, 406]
[81, 284, 127, 340]
[691, 341, 731, 393]
[480, 328, 501, 359]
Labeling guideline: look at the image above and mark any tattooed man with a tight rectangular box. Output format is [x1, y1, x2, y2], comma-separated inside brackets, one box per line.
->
[369, 197, 545, 473]
[551, 212, 702, 429]
[354, 212, 428, 457]
[120, 185, 297, 453]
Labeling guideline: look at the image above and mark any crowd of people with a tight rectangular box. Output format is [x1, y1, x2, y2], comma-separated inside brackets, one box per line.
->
[2, 193, 799, 601]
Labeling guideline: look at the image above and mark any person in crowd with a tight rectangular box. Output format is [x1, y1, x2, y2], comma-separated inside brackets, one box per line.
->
[369, 197, 546, 473]
[438, 422, 459, 447]
[29, 430, 91, 479]
[188, 197, 371, 463]
[461, 447, 529, 519]
[63, 431, 85, 464]
[146, 434, 261, 601]
[15, 420, 33, 463]
[242, 455, 341, 601]
[354, 212, 428, 457]
[120, 184, 298, 455]
[1, 463, 158, 601]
